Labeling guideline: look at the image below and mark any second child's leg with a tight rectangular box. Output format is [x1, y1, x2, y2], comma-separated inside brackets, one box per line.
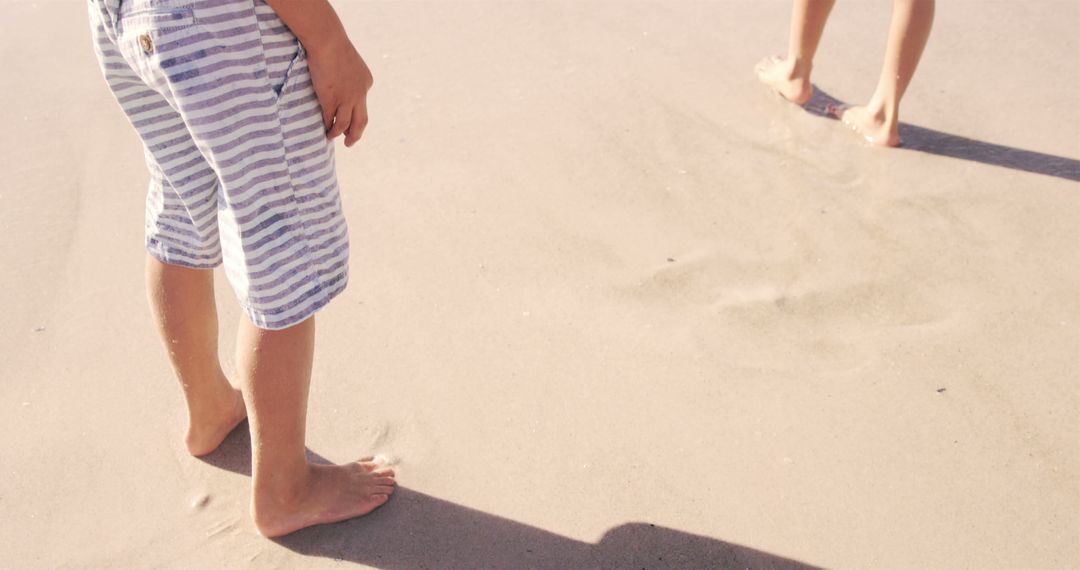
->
[756, 0, 837, 105]
[146, 255, 246, 457]
[834, 0, 935, 146]
[237, 316, 396, 538]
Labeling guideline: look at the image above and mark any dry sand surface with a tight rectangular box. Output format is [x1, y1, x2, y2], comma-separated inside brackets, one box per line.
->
[2, 0, 1079, 568]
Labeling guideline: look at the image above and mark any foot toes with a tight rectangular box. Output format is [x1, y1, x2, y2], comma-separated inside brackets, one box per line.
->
[357, 459, 387, 471]
[372, 483, 396, 494]
[755, 54, 783, 74]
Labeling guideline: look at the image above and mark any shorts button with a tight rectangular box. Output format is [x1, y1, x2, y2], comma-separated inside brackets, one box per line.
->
[138, 33, 153, 54]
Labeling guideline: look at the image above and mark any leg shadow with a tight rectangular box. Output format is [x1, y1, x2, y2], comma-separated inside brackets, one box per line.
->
[802, 88, 1080, 182]
[199, 428, 819, 568]
[196, 419, 252, 475]
[276, 487, 821, 569]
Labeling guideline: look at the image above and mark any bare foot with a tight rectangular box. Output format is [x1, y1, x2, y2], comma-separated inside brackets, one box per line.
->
[252, 458, 397, 538]
[755, 55, 813, 106]
[827, 103, 902, 147]
[186, 388, 247, 457]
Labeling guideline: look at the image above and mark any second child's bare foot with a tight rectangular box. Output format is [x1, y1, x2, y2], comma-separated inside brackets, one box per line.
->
[186, 388, 247, 457]
[755, 55, 813, 106]
[252, 458, 397, 538]
[827, 103, 902, 147]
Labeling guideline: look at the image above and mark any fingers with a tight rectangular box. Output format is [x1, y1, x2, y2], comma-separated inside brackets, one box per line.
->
[321, 90, 370, 146]
[320, 98, 336, 133]
[326, 103, 351, 140]
[343, 101, 369, 147]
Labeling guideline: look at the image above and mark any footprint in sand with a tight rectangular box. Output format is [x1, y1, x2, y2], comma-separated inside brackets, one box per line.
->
[715, 280, 946, 329]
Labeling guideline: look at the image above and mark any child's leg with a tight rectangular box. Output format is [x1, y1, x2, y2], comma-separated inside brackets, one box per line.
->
[236, 316, 395, 538]
[91, 0, 395, 536]
[91, 0, 244, 457]
[756, 0, 837, 105]
[146, 255, 246, 456]
[834, 0, 935, 146]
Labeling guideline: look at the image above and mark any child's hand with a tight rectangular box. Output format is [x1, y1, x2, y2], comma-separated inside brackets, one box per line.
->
[306, 38, 373, 148]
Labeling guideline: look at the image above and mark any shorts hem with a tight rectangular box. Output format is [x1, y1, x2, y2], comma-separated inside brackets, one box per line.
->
[146, 241, 222, 269]
[241, 272, 349, 331]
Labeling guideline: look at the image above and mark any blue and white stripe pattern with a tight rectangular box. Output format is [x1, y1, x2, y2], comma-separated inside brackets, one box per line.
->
[89, 0, 349, 330]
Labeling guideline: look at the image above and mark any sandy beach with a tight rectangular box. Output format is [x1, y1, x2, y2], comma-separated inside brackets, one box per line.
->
[1, 0, 1078, 567]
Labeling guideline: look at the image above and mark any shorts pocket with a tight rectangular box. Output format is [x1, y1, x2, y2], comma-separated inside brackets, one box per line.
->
[117, 1, 202, 89]
[122, 5, 195, 35]
[275, 41, 308, 100]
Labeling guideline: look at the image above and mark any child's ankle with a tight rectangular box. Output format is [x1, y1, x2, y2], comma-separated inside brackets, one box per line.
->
[785, 56, 813, 81]
[253, 463, 314, 507]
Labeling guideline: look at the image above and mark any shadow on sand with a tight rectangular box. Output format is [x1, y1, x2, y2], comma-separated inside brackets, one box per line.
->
[201, 426, 820, 569]
[803, 88, 1080, 183]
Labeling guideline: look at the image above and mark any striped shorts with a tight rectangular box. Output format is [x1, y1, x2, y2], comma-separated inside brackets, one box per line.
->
[89, 0, 349, 330]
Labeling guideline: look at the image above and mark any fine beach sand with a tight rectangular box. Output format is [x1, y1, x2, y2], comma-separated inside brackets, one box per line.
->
[2, 1, 1078, 567]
